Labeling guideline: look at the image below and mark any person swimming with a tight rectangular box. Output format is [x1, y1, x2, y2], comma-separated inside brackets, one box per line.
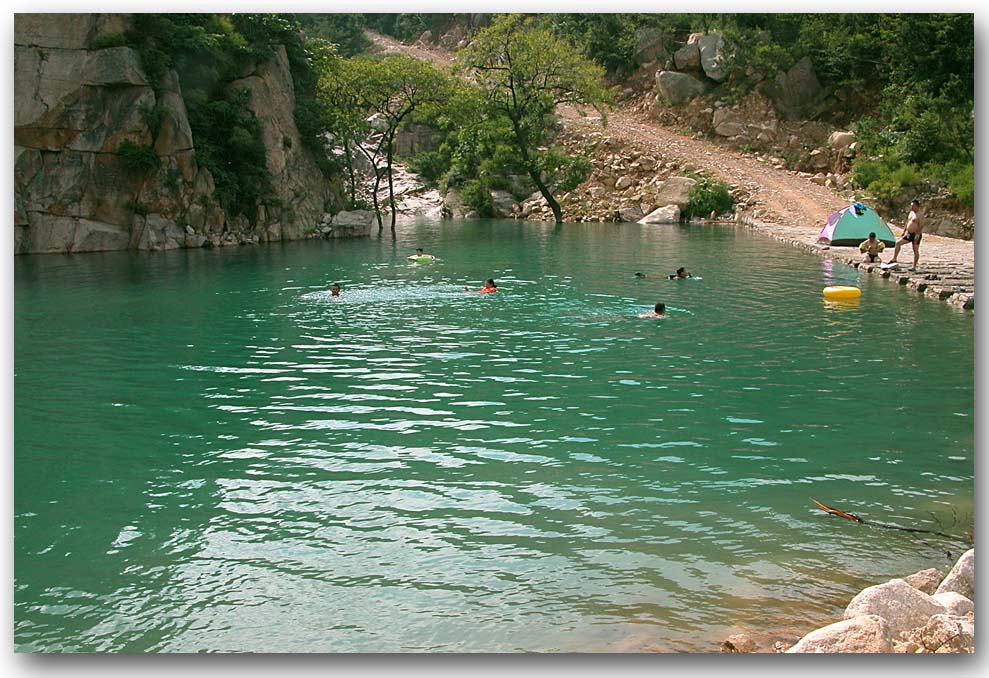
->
[638, 302, 666, 318]
[408, 248, 435, 261]
[465, 279, 498, 293]
[668, 267, 692, 279]
[330, 283, 341, 296]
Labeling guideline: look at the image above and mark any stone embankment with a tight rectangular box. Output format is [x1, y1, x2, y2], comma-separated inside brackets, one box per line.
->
[742, 217, 976, 311]
[720, 549, 975, 653]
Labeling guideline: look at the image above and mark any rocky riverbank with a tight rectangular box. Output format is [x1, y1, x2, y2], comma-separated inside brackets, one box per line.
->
[720, 549, 975, 653]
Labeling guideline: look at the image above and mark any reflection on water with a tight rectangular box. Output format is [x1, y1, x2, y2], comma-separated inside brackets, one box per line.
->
[14, 220, 973, 652]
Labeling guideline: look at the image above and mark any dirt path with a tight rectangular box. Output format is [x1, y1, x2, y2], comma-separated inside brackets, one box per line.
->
[366, 31, 974, 310]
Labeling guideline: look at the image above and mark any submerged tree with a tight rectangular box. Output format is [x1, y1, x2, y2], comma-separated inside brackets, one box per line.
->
[457, 14, 612, 223]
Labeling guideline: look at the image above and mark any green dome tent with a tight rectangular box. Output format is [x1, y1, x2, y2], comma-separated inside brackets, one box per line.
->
[817, 203, 896, 246]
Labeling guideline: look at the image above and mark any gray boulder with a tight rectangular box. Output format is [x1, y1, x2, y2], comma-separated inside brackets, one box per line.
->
[639, 205, 680, 224]
[786, 615, 893, 653]
[843, 578, 947, 638]
[775, 56, 823, 117]
[695, 33, 728, 82]
[934, 548, 974, 599]
[655, 71, 708, 105]
[674, 42, 700, 70]
[618, 204, 645, 223]
[490, 190, 520, 218]
[653, 176, 697, 210]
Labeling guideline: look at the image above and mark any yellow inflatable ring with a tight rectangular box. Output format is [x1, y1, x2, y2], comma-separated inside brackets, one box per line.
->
[822, 285, 861, 300]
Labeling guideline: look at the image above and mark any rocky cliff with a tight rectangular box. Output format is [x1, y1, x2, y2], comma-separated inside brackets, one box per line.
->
[14, 13, 343, 254]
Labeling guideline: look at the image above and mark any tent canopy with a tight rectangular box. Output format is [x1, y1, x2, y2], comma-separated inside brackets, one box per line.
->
[817, 203, 896, 247]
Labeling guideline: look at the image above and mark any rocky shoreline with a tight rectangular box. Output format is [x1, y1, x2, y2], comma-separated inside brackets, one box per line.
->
[719, 549, 975, 653]
[793, 548, 974, 653]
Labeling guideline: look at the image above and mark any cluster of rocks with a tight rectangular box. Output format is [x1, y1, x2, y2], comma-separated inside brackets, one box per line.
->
[722, 549, 975, 653]
[480, 131, 734, 225]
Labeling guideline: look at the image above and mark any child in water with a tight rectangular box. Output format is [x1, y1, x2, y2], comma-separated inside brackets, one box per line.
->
[330, 283, 341, 297]
[465, 279, 498, 293]
[639, 302, 666, 318]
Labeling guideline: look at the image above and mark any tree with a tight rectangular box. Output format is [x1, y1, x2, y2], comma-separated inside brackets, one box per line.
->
[457, 14, 612, 223]
[370, 56, 453, 230]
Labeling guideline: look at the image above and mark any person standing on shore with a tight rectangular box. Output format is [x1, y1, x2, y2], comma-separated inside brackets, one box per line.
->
[890, 200, 924, 270]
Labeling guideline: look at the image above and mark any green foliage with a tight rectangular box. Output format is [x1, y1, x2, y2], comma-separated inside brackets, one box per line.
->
[850, 155, 921, 202]
[366, 14, 456, 42]
[407, 151, 448, 184]
[685, 177, 735, 219]
[139, 102, 165, 138]
[186, 88, 271, 219]
[545, 14, 641, 75]
[89, 32, 128, 50]
[117, 139, 161, 174]
[459, 179, 496, 218]
[946, 163, 974, 207]
[295, 14, 370, 57]
[121, 14, 343, 221]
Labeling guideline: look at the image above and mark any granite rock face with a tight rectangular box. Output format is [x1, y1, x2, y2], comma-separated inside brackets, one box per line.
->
[14, 13, 343, 255]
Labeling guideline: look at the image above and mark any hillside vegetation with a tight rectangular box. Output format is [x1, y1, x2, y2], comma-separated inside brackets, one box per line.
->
[305, 13, 973, 224]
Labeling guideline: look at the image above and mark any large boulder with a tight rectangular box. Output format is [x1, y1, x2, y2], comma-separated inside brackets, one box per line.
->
[490, 190, 519, 218]
[674, 42, 700, 71]
[775, 56, 823, 118]
[934, 549, 974, 599]
[786, 615, 893, 653]
[638, 205, 680, 224]
[653, 176, 697, 210]
[843, 578, 947, 638]
[655, 71, 708, 105]
[902, 568, 944, 595]
[686, 32, 729, 82]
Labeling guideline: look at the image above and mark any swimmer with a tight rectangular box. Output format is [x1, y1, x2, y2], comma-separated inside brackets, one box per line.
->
[465, 279, 498, 293]
[634, 272, 647, 278]
[638, 302, 666, 318]
[330, 283, 341, 297]
[407, 248, 435, 260]
[668, 267, 692, 280]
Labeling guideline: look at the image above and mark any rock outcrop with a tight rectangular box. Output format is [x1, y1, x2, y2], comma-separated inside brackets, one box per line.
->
[14, 13, 344, 255]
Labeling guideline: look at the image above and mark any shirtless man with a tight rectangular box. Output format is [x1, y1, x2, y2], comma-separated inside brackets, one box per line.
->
[890, 200, 924, 270]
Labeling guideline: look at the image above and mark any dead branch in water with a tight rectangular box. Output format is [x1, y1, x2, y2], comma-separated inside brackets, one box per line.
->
[809, 498, 966, 541]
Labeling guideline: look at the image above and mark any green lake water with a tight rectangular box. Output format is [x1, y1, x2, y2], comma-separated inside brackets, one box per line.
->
[14, 219, 974, 652]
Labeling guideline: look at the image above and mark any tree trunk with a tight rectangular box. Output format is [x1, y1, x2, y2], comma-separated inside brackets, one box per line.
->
[386, 131, 397, 231]
[510, 116, 564, 224]
[371, 167, 384, 231]
[343, 139, 356, 205]
[528, 168, 563, 224]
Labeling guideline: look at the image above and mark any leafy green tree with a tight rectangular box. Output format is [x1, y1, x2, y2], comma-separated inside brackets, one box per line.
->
[329, 55, 453, 230]
[457, 15, 611, 223]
